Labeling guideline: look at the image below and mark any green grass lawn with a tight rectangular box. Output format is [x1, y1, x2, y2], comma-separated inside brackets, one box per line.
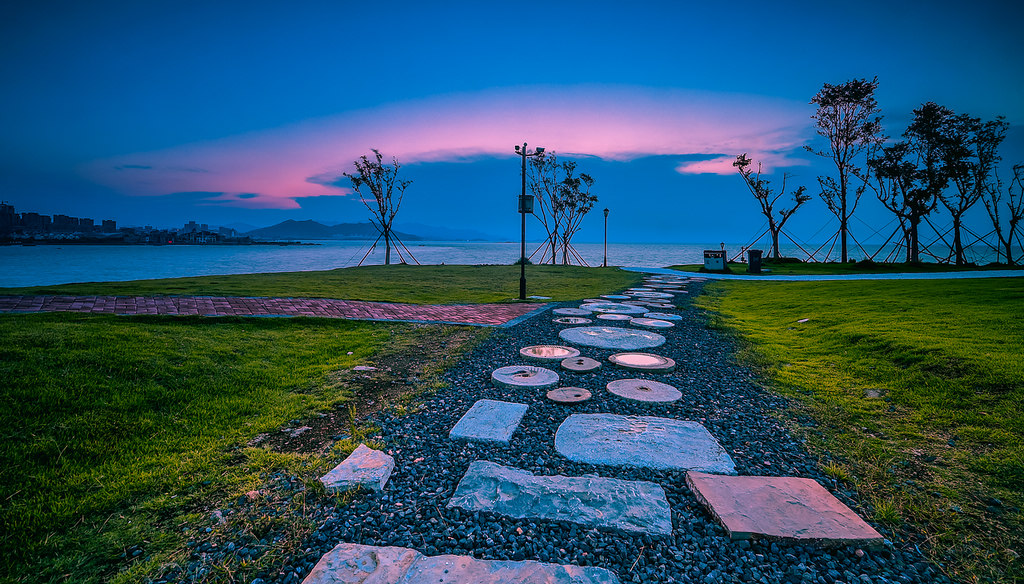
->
[670, 260, 1023, 276]
[697, 277, 1024, 583]
[0, 264, 641, 304]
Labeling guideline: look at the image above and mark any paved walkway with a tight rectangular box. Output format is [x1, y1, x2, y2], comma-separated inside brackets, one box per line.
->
[0, 295, 548, 327]
[625, 266, 1024, 281]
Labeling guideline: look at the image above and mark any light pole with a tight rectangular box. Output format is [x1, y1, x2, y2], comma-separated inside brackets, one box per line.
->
[514, 142, 543, 300]
[603, 208, 609, 267]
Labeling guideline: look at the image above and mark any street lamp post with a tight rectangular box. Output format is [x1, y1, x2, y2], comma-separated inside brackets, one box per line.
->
[603, 208, 609, 267]
[514, 142, 543, 300]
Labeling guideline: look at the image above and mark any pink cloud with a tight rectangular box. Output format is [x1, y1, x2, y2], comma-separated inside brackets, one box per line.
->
[83, 85, 813, 209]
[675, 151, 811, 175]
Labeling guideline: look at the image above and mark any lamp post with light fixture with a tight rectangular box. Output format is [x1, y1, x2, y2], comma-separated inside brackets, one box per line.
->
[603, 208, 609, 267]
[514, 142, 544, 300]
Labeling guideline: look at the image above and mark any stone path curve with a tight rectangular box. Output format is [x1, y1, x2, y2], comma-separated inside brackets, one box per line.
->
[0, 295, 548, 327]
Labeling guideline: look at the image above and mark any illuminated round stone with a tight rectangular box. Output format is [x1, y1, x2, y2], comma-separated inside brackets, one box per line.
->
[561, 356, 602, 372]
[559, 326, 666, 350]
[596, 313, 632, 321]
[642, 312, 682, 321]
[629, 291, 675, 299]
[520, 344, 581, 362]
[582, 302, 648, 315]
[607, 379, 681, 402]
[608, 352, 676, 372]
[600, 294, 631, 300]
[491, 365, 560, 390]
[553, 316, 592, 325]
[553, 307, 593, 316]
[630, 317, 674, 329]
[547, 387, 592, 403]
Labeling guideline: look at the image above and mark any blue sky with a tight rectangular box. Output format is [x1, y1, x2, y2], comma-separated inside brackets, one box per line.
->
[1, 0, 1022, 244]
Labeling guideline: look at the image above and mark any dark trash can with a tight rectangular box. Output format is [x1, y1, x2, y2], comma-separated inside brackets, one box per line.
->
[747, 249, 762, 273]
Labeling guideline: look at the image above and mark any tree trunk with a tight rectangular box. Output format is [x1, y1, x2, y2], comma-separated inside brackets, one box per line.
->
[909, 218, 920, 263]
[952, 215, 965, 265]
[384, 230, 391, 265]
[840, 172, 849, 262]
[771, 228, 781, 259]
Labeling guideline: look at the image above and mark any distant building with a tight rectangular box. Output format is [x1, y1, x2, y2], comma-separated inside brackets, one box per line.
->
[0, 202, 15, 232]
[102, 219, 116, 232]
[20, 212, 51, 231]
[53, 214, 79, 232]
[182, 220, 200, 233]
[79, 218, 94, 232]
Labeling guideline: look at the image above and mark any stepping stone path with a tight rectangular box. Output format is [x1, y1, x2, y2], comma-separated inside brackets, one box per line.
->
[595, 313, 631, 321]
[600, 294, 631, 300]
[320, 444, 395, 493]
[686, 472, 884, 547]
[552, 316, 591, 324]
[642, 312, 682, 321]
[552, 307, 592, 316]
[491, 365, 559, 390]
[629, 317, 674, 329]
[561, 355, 601, 372]
[607, 352, 676, 372]
[448, 461, 673, 536]
[519, 344, 580, 362]
[607, 378, 682, 402]
[555, 414, 736, 473]
[580, 302, 648, 315]
[559, 326, 666, 350]
[302, 543, 620, 584]
[547, 387, 592, 403]
[449, 399, 528, 444]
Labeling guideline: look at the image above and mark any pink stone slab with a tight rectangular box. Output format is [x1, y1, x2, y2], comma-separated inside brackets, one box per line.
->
[686, 472, 884, 547]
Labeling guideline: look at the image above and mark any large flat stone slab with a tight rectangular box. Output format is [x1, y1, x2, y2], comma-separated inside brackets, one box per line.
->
[448, 460, 672, 535]
[302, 542, 620, 584]
[559, 326, 666, 350]
[449, 399, 528, 444]
[686, 472, 884, 547]
[320, 444, 395, 492]
[555, 414, 736, 474]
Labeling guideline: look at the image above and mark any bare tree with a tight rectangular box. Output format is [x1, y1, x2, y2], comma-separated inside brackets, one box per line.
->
[555, 161, 597, 264]
[904, 102, 954, 262]
[343, 149, 411, 265]
[527, 151, 564, 264]
[807, 77, 884, 261]
[868, 141, 938, 263]
[984, 164, 1024, 265]
[733, 153, 810, 259]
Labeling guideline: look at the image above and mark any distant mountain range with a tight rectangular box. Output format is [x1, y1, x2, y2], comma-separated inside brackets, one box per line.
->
[242, 220, 495, 242]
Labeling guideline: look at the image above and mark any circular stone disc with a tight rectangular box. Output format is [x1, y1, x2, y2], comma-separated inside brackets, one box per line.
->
[630, 317, 675, 329]
[646, 283, 684, 289]
[559, 326, 666, 350]
[628, 291, 675, 299]
[547, 387, 592, 403]
[601, 294, 631, 300]
[608, 352, 677, 372]
[553, 316, 592, 324]
[596, 313, 632, 321]
[626, 288, 655, 292]
[520, 344, 581, 361]
[644, 303, 676, 309]
[642, 312, 682, 321]
[582, 298, 604, 303]
[581, 302, 649, 315]
[561, 356, 602, 371]
[553, 307, 592, 316]
[491, 365, 560, 390]
[607, 378, 682, 402]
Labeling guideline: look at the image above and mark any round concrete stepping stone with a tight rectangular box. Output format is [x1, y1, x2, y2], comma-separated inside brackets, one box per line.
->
[621, 300, 651, 306]
[553, 316, 592, 324]
[600, 294, 631, 300]
[547, 387, 592, 403]
[644, 303, 676, 309]
[581, 302, 648, 315]
[553, 307, 592, 316]
[643, 312, 682, 321]
[520, 344, 581, 362]
[647, 283, 684, 289]
[582, 298, 605, 303]
[628, 291, 675, 299]
[627, 288, 655, 292]
[608, 352, 677, 372]
[491, 365, 559, 390]
[607, 378, 681, 402]
[561, 356, 602, 372]
[596, 313, 632, 321]
[559, 326, 666, 350]
[630, 317, 674, 329]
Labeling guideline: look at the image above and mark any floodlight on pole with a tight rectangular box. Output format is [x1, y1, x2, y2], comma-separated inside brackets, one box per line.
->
[515, 142, 543, 300]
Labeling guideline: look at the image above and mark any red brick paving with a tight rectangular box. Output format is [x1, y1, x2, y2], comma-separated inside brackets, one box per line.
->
[0, 295, 547, 327]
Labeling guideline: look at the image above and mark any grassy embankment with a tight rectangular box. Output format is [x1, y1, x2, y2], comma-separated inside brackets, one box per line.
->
[670, 260, 1022, 276]
[0, 265, 641, 584]
[697, 277, 1023, 583]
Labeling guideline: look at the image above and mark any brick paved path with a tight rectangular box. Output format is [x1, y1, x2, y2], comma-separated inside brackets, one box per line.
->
[0, 295, 548, 327]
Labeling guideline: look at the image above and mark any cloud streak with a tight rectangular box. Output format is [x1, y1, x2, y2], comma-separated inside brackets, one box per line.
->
[84, 85, 813, 209]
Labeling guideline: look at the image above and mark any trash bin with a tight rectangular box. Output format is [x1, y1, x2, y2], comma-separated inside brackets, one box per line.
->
[747, 249, 762, 273]
[703, 250, 726, 271]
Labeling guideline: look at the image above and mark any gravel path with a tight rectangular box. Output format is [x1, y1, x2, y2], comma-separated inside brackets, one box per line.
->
[161, 280, 952, 584]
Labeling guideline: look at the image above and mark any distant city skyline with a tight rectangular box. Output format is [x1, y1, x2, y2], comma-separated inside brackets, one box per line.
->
[2, 1, 1022, 245]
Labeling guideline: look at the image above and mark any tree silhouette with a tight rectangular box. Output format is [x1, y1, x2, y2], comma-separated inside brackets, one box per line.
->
[733, 154, 809, 259]
[868, 141, 938, 263]
[555, 161, 597, 264]
[343, 149, 411, 265]
[984, 164, 1024, 265]
[527, 151, 564, 264]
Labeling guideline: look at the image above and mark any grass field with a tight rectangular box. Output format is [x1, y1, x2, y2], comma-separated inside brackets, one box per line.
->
[670, 260, 1022, 276]
[0, 264, 641, 304]
[697, 277, 1024, 583]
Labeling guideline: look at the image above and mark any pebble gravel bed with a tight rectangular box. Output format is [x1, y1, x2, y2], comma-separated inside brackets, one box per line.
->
[159, 280, 951, 584]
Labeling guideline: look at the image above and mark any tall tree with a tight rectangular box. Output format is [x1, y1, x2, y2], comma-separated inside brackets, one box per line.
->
[903, 102, 954, 262]
[527, 151, 564, 264]
[343, 149, 411, 265]
[733, 154, 810, 259]
[555, 161, 597, 264]
[868, 141, 938, 262]
[983, 164, 1024, 265]
[942, 114, 1008, 265]
[808, 77, 884, 261]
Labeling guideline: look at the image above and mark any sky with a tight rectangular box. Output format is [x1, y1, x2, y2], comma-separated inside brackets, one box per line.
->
[2, 0, 1023, 245]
